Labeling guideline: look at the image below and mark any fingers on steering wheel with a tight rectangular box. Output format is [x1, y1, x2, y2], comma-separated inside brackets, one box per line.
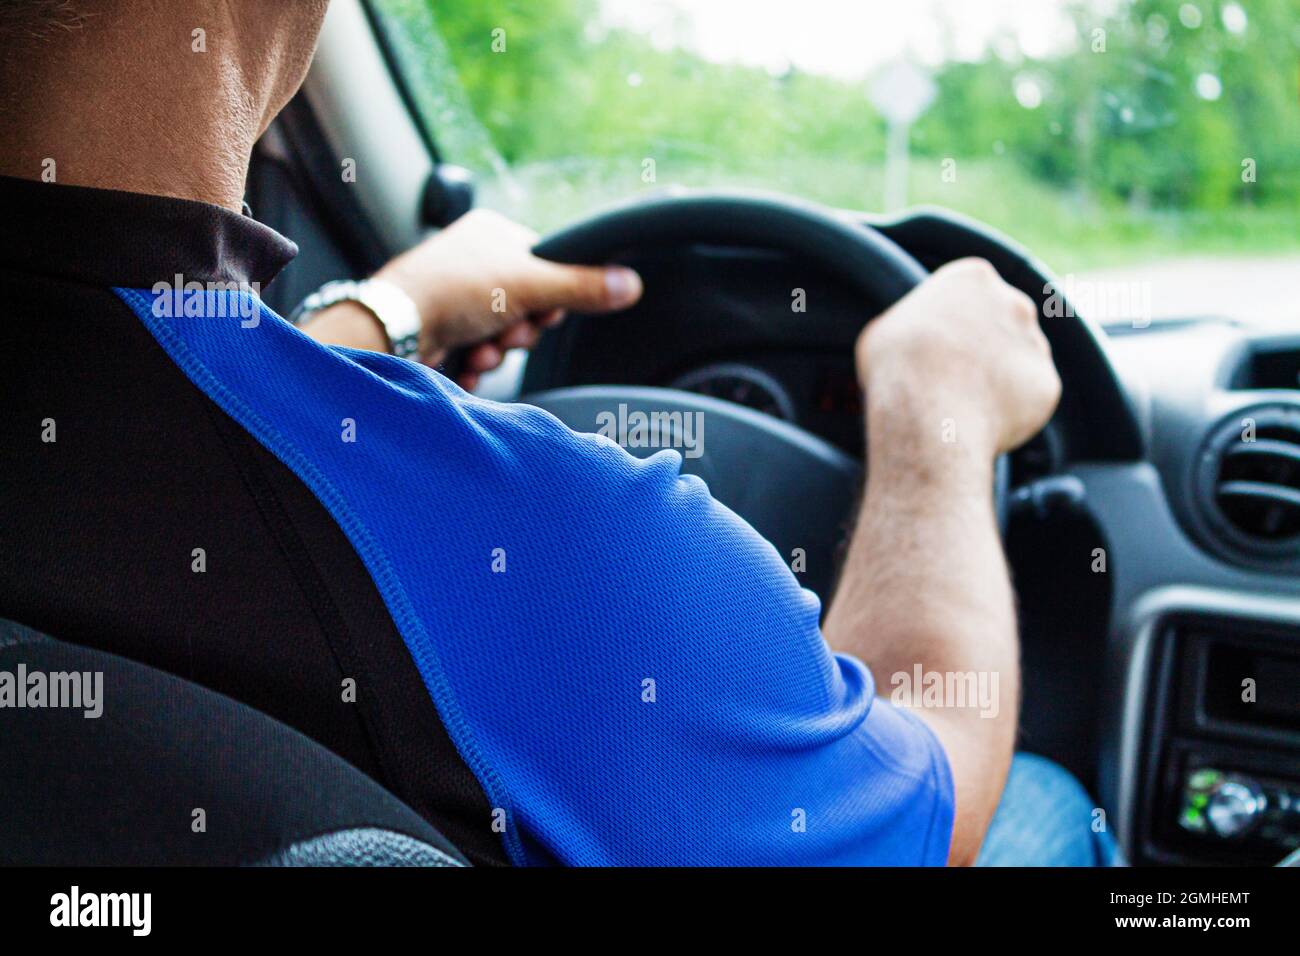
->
[467, 342, 502, 372]
[497, 322, 543, 351]
[534, 307, 566, 329]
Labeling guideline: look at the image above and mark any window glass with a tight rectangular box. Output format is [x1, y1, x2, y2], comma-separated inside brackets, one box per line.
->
[370, 0, 1300, 325]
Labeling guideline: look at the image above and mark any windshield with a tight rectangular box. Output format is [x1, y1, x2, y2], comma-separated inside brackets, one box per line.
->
[371, 0, 1300, 327]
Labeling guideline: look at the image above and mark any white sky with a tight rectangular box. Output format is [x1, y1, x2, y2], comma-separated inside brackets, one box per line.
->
[599, 0, 1113, 79]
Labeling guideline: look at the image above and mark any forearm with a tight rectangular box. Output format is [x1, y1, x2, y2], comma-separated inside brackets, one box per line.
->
[823, 378, 1020, 864]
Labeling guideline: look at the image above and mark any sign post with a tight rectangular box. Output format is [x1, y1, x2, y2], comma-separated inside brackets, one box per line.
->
[869, 61, 937, 213]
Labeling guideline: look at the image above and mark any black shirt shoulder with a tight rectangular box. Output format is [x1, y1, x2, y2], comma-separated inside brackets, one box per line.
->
[0, 268, 504, 865]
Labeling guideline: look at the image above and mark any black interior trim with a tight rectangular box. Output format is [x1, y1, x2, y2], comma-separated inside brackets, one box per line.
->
[269, 98, 390, 275]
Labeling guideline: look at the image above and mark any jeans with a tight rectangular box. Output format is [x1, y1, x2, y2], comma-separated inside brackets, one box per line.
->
[975, 752, 1121, 866]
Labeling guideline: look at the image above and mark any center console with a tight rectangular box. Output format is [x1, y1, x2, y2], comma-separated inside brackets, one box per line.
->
[1130, 607, 1300, 865]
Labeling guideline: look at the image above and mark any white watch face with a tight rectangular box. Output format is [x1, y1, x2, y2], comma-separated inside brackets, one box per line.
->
[358, 279, 423, 343]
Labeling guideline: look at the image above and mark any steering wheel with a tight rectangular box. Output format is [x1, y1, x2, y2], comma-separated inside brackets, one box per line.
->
[521, 192, 1008, 604]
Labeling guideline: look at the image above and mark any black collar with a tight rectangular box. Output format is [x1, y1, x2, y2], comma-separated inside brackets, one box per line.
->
[0, 175, 298, 289]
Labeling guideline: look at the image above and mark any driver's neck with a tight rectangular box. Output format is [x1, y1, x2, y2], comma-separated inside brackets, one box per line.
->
[0, 3, 327, 212]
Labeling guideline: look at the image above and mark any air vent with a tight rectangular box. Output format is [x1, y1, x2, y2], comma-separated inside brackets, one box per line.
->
[1198, 406, 1300, 558]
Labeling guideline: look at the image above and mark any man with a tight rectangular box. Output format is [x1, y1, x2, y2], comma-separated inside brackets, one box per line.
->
[0, 1, 1107, 865]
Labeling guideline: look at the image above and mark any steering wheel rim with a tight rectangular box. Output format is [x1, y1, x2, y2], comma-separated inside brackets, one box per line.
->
[532, 190, 928, 303]
[522, 191, 1006, 605]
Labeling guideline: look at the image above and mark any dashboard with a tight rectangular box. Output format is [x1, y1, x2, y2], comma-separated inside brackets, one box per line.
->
[669, 354, 860, 454]
[663, 351, 1067, 486]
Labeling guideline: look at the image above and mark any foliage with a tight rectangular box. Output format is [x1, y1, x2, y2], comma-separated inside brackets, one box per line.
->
[375, 0, 1300, 268]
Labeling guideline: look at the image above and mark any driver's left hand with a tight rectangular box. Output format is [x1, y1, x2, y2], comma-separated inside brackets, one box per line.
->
[374, 209, 643, 389]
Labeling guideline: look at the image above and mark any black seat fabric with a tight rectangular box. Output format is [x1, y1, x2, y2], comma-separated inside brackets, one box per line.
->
[251, 828, 463, 867]
[0, 619, 466, 866]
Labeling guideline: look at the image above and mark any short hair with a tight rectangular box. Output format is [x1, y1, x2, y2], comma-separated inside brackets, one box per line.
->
[0, 1, 88, 41]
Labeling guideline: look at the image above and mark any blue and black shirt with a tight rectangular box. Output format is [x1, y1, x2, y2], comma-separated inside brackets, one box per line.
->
[0, 174, 953, 865]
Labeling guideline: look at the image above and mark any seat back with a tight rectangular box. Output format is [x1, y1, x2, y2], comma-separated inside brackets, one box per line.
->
[0, 618, 465, 866]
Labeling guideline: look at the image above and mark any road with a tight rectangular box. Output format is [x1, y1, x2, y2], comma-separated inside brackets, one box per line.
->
[1078, 255, 1300, 331]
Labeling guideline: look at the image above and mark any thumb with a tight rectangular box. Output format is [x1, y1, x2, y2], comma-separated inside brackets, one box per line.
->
[526, 261, 643, 313]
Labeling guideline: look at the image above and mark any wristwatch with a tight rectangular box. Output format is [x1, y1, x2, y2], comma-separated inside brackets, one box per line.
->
[289, 278, 423, 359]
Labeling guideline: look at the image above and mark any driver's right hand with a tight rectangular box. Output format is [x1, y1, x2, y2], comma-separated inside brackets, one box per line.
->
[855, 257, 1062, 458]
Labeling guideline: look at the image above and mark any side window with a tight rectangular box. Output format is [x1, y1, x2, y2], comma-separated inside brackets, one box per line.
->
[366, 1, 514, 210]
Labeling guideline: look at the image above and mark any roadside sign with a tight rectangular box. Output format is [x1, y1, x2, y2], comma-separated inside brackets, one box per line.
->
[870, 60, 936, 212]
[870, 60, 936, 126]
